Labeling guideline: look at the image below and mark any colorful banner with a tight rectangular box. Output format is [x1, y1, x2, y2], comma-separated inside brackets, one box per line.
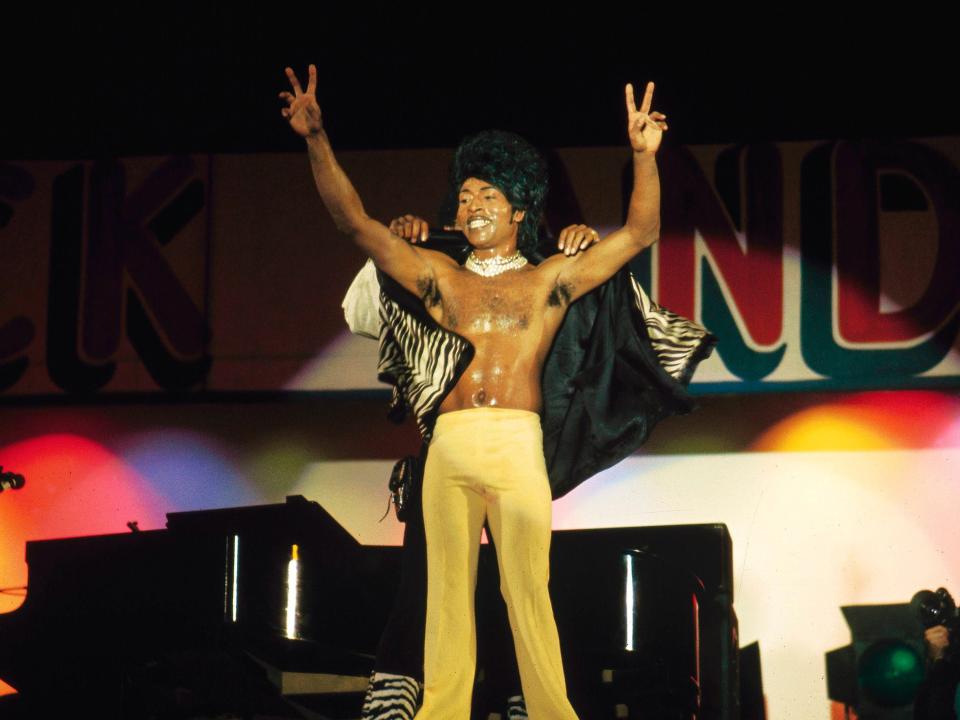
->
[1, 139, 958, 396]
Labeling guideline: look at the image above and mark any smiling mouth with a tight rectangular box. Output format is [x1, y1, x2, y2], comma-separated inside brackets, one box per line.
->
[466, 217, 491, 230]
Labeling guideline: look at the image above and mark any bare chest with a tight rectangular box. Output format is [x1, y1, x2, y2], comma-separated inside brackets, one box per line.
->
[436, 271, 546, 337]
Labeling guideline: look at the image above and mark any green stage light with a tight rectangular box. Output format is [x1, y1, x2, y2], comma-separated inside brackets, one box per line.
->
[826, 603, 927, 719]
[858, 639, 925, 708]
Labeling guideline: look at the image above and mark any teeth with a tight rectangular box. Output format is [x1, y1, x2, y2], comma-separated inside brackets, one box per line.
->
[467, 217, 490, 228]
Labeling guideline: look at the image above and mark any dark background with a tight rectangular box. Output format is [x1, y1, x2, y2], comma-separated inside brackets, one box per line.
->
[3, 6, 957, 160]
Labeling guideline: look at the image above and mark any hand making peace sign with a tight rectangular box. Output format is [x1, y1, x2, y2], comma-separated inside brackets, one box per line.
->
[625, 81, 668, 154]
[279, 65, 324, 139]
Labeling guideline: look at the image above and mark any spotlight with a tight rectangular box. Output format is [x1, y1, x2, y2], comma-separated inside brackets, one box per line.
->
[826, 603, 926, 719]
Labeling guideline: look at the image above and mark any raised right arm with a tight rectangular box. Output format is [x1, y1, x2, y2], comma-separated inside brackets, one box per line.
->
[280, 65, 453, 296]
[303, 130, 435, 281]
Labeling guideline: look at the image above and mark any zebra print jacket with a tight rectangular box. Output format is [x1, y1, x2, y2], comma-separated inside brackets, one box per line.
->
[343, 257, 716, 499]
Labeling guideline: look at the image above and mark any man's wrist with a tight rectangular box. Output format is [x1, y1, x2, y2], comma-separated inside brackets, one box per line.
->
[632, 152, 659, 177]
[305, 130, 329, 147]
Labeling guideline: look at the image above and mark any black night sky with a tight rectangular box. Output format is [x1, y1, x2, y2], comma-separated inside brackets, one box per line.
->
[3, 7, 958, 160]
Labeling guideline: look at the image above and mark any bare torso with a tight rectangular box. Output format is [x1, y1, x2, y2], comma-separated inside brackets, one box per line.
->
[422, 262, 570, 415]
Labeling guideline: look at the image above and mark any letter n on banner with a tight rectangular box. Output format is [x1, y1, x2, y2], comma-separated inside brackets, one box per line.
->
[656, 144, 786, 381]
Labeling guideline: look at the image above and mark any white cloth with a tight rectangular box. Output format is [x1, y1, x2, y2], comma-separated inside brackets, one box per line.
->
[342, 258, 382, 339]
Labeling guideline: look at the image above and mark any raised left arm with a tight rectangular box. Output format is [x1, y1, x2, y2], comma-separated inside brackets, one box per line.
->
[545, 81, 667, 303]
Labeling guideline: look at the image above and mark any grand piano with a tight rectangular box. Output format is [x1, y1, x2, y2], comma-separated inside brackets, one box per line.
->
[0, 496, 738, 719]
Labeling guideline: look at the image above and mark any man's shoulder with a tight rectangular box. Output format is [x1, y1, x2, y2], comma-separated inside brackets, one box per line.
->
[535, 252, 570, 272]
[414, 245, 461, 271]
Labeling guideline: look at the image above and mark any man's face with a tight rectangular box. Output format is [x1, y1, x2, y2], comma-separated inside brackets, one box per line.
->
[456, 177, 525, 251]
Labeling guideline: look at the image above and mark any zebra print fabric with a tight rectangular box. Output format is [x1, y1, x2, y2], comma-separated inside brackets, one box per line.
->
[377, 292, 471, 441]
[373, 270, 710, 442]
[506, 694, 529, 719]
[360, 672, 422, 720]
[629, 275, 712, 385]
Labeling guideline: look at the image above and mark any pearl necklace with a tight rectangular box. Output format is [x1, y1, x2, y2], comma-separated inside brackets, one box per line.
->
[464, 250, 528, 277]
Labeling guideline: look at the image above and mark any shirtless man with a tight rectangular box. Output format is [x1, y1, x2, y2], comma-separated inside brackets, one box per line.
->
[280, 64, 667, 719]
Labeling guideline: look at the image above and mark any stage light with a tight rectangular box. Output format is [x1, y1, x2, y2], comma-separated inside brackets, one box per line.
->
[857, 639, 925, 708]
[826, 604, 927, 719]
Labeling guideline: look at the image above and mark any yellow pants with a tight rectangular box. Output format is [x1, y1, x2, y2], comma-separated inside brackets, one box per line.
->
[415, 408, 579, 720]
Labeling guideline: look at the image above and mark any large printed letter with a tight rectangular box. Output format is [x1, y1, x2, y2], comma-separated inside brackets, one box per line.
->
[47, 158, 209, 392]
[800, 141, 960, 381]
[658, 144, 786, 380]
[0, 164, 37, 392]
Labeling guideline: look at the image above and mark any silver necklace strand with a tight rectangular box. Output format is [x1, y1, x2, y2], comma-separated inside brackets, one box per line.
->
[464, 250, 528, 277]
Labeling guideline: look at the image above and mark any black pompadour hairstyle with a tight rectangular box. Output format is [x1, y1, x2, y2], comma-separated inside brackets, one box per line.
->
[450, 130, 548, 253]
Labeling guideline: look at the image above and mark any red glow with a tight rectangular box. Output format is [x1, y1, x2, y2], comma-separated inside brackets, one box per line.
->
[0, 434, 167, 614]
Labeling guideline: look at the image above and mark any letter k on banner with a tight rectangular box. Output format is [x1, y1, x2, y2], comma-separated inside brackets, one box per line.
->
[47, 157, 210, 392]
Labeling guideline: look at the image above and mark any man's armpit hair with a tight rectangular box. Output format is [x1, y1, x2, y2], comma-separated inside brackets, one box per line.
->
[548, 280, 574, 308]
[417, 275, 442, 308]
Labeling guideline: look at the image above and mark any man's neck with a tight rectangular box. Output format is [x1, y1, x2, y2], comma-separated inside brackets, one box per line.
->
[469, 240, 519, 260]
